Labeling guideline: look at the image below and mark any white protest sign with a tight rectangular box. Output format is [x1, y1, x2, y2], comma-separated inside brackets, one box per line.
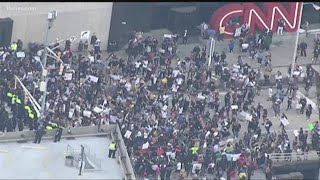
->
[124, 130, 132, 139]
[87, 75, 99, 83]
[16, 52, 25, 58]
[93, 106, 103, 113]
[231, 105, 238, 110]
[142, 142, 149, 149]
[280, 118, 289, 127]
[80, 31, 90, 39]
[246, 114, 253, 121]
[76, 105, 81, 112]
[68, 108, 75, 118]
[293, 130, 299, 137]
[83, 110, 92, 117]
[197, 93, 206, 100]
[64, 73, 73, 81]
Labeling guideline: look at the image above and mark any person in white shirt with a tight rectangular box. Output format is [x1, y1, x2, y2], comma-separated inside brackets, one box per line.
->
[277, 18, 285, 36]
[135, 61, 142, 74]
[183, 30, 188, 44]
[241, 42, 249, 53]
[142, 59, 148, 75]
[200, 22, 209, 37]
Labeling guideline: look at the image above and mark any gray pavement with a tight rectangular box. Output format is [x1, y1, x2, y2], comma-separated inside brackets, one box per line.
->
[0, 136, 124, 179]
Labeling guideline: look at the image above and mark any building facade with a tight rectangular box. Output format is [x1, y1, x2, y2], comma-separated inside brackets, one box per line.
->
[0, 2, 113, 50]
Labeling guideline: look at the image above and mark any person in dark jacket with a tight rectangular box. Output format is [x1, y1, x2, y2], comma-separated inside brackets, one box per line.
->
[78, 40, 84, 52]
[33, 126, 45, 144]
[54, 126, 63, 142]
[300, 42, 307, 57]
[90, 33, 97, 46]
[306, 104, 312, 120]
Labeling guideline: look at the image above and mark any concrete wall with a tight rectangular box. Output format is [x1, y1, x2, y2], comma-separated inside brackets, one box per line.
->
[0, 2, 113, 51]
[113, 125, 136, 180]
[0, 125, 116, 143]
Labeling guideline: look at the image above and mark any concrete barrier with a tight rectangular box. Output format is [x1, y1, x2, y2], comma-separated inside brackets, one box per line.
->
[112, 125, 136, 180]
[0, 124, 136, 179]
[0, 125, 116, 143]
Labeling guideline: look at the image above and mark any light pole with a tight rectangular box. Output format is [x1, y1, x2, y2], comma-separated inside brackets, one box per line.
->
[79, 145, 84, 176]
[290, 3, 320, 80]
[39, 11, 57, 126]
[207, 37, 215, 70]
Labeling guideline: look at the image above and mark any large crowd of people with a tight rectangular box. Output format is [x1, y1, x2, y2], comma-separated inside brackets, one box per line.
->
[0, 22, 319, 180]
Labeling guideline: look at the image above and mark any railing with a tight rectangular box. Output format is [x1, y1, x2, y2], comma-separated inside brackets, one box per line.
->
[112, 125, 136, 180]
[268, 151, 320, 165]
[82, 144, 102, 170]
[0, 124, 135, 179]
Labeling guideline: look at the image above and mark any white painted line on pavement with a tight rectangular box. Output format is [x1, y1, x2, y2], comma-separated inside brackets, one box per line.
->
[21, 145, 47, 150]
[0, 149, 9, 153]
[299, 29, 320, 34]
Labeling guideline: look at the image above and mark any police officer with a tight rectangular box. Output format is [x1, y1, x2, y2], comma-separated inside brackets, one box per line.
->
[108, 141, 117, 158]
[33, 126, 45, 144]
[54, 125, 64, 142]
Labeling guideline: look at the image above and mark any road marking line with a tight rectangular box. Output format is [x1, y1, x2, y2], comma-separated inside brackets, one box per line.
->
[0, 149, 9, 153]
[21, 145, 47, 150]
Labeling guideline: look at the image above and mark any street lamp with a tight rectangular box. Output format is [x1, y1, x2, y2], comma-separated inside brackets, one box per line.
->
[207, 37, 216, 70]
[289, 3, 320, 80]
[39, 11, 57, 126]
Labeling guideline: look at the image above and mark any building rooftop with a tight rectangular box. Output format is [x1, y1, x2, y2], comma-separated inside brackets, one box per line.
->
[0, 136, 124, 179]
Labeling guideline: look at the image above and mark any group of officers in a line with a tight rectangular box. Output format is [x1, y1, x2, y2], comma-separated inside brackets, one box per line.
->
[5, 90, 64, 144]
[33, 121, 64, 144]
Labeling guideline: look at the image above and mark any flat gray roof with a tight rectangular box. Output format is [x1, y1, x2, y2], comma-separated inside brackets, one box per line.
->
[0, 136, 124, 179]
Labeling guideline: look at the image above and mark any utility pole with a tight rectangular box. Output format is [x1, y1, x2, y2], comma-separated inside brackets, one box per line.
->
[289, 2, 303, 81]
[39, 11, 57, 126]
[79, 145, 84, 176]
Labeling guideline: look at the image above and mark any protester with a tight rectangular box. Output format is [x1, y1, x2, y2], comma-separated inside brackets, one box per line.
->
[0, 22, 318, 180]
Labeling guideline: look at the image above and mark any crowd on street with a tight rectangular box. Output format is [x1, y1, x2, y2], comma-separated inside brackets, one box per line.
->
[0, 21, 319, 180]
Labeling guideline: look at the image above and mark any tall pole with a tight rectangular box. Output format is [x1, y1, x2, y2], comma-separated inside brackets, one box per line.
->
[79, 145, 84, 176]
[290, 2, 304, 80]
[208, 37, 215, 70]
[39, 14, 55, 126]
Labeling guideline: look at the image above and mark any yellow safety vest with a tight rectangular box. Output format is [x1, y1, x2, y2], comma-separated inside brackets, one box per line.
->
[108, 143, 116, 150]
[7, 92, 13, 97]
[50, 123, 58, 128]
[46, 126, 53, 130]
[10, 43, 17, 52]
[16, 98, 21, 104]
[191, 147, 199, 155]
[29, 113, 35, 119]
[24, 106, 31, 111]
[239, 172, 246, 179]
